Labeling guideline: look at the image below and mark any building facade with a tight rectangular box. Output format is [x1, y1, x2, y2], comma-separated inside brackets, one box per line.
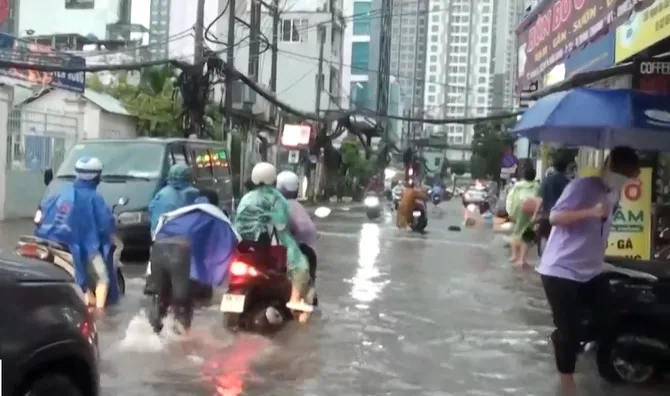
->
[148, 0, 220, 61]
[423, 0, 495, 150]
[491, 0, 529, 111]
[19, 0, 133, 39]
[222, 1, 345, 114]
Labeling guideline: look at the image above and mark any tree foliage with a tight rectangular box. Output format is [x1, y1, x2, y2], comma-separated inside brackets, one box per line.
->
[470, 119, 516, 180]
[88, 66, 182, 136]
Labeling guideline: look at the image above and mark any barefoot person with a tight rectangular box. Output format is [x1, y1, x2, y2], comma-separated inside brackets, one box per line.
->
[538, 146, 640, 391]
[506, 166, 539, 267]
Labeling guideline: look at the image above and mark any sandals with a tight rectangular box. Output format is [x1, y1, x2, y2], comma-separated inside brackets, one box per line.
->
[286, 299, 314, 312]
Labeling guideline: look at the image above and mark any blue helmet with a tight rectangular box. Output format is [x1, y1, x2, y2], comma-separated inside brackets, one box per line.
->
[74, 156, 103, 180]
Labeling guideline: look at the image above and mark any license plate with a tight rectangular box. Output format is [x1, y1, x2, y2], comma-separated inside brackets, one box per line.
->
[220, 294, 246, 313]
[412, 211, 421, 217]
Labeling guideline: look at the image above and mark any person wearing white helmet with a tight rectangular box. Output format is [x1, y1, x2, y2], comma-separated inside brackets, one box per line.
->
[235, 163, 314, 318]
[35, 156, 119, 310]
[277, 171, 317, 248]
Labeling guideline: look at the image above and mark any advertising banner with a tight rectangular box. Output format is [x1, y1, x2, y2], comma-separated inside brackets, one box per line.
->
[615, 0, 670, 63]
[565, 30, 615, 76]
[516, 0, 617, 90]
[0, 33, 86, 93]
[579, 167, 652, 260]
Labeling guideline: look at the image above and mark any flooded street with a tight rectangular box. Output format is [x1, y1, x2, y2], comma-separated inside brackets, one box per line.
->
[2, 202, 668, 395]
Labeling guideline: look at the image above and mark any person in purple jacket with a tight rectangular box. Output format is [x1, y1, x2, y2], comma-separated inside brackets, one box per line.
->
[275, 171, 318, 248]
[538, 146, 640, 391]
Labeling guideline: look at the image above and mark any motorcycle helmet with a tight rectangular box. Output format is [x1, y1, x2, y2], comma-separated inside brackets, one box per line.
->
[276, 171, 300, 199]
[251, 162, 277, 186]
[74, 156, 103, 181]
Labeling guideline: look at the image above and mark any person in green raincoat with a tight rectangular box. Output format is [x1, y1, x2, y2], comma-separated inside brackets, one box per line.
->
[234, 162, 314, 318]
[506, 166, 540, 268]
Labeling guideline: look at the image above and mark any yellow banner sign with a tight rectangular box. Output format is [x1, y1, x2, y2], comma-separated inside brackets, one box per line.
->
[615, 0, 670, 63]
[578, 168, 652, 260]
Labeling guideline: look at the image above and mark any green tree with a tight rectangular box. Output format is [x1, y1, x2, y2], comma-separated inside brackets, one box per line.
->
[470, 118, 516, 181]
[451, 162, 466, 176]
[87, 66, 183, 136]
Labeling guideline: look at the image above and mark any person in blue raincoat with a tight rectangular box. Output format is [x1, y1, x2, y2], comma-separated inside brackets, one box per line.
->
[35, 157, 119, 309]
[148, 190, 240, 334]
[430, 182, 444, 205]
[149, 163, 199, 235]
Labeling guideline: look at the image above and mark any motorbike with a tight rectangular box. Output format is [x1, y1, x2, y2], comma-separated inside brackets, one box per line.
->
[221, 207, 330, 334]
[364, 194, 382, 220]
[411, 202, 428, 232]
[584, 261, 670, 384]
[16, 196, 129, 296]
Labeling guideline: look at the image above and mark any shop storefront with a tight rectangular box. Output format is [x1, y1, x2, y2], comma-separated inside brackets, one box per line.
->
[515, 0, 670, 263]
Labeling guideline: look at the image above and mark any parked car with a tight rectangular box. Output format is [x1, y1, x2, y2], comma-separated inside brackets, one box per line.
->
[0, 254, 100, 396]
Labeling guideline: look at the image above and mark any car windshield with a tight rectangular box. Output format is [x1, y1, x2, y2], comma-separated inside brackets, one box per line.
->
[57, 141, 165, 179]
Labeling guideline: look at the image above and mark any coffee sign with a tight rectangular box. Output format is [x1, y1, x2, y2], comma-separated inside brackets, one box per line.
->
[517, 0, 617, 89]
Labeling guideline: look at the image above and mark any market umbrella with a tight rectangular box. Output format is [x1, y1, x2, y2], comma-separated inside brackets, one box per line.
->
[513, 88, 670, 150]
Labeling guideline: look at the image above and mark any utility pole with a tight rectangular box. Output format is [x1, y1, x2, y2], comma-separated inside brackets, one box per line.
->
[314, 23, 326, 117]
[269, 0, 280, 101]
[224, 0, 236, 167]
[184, 0, 207, 138]
[194, 0, 206, 63]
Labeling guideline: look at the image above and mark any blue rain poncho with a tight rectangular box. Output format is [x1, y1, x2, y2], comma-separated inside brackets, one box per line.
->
[154, 202, 240, 286]
[234, 185, 309, 275]
[149, 164, 199, 233]
[35, 179, 120, 304]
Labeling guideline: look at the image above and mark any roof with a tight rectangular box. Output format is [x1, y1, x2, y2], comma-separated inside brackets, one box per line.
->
[81, 90, 130, 116]
[12, 87, 131, 116]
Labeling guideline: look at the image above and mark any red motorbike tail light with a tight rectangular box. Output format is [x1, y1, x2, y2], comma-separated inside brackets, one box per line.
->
[15, 243, 49, 260]
[230, 261, 259, 277]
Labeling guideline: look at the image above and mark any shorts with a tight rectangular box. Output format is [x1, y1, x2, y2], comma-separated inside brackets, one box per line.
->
[88, 254, 109, 284]
[288, 268, 310, 295]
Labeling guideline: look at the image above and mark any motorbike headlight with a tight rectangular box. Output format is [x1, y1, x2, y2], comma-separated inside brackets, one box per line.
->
[412, 211, 421, 217]
[116, 211, 149, 225]
[33, 209, 42, 224]
[364, 196, 380, 207]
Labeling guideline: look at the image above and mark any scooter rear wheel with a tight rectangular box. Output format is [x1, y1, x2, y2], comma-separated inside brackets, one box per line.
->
[596, 334, 658, 383]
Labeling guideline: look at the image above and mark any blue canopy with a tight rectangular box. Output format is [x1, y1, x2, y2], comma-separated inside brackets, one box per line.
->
[513, 88, 670, 150]
[154, 204, 240, 286]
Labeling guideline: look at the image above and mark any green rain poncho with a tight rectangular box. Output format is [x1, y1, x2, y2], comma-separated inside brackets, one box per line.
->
[234, 185, 309, 276]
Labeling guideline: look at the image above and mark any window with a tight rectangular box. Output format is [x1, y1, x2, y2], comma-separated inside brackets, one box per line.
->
[350, 81, 369, 108]
[168, 144, 189, 166]
[429, 65, 437, 72]
[353, 1, 372, 34]
[431, 25, 439, 32]
[351, 42, 369, 73]
[281, 19, 308, 42]
[65, 0, 94, 8]
[428, 95, 435, 102]
[428, 85, 436, 93]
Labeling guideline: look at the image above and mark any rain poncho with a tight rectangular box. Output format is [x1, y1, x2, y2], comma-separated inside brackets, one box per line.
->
[234, 186, 309, 275]
[287, 200, 317, 247]
[149, 164, 199, 233]
[506, 180, 539, 237]
[35, 179, 119, 304]
[430, 184, 443, 199]
[154, 202, 240, 286]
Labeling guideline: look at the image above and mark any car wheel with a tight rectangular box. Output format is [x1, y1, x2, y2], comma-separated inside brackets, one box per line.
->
[24, 374, 83, 396]
[596, 335, 657, 384]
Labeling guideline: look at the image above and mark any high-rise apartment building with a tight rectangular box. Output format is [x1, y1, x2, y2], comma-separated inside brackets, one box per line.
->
[148, 0, 219, 61]
[348, 0, 372, 109]
[423, 0, 495, 149]
[492, 0, 531, 111]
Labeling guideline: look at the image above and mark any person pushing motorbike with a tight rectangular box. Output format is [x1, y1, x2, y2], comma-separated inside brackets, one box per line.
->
[35, 156, 119, 310]
[234, 163, 314, 319]
[149, 190, 239, 334]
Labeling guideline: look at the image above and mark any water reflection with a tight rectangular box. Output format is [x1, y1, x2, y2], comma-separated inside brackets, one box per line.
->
[350, 224, 383, 306]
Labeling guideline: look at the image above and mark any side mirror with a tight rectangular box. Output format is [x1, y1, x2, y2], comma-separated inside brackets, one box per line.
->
[117, 197, 129, 206]
[43, 169, 53, 186]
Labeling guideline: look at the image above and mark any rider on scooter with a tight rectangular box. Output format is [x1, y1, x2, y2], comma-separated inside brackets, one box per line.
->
[35, 156, 119, 310]
[234, 163, 314, 321]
